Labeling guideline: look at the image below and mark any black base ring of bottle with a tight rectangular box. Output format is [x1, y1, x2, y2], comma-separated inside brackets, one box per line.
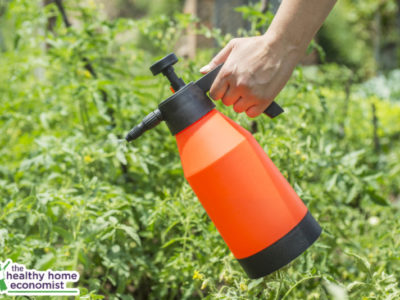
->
[237, 211, 322, 279]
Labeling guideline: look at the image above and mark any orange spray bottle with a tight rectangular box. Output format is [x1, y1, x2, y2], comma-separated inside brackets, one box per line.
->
[125, 54, 321, 279]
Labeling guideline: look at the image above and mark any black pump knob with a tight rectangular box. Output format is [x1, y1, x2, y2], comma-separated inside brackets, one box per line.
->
[150, 53, 186, 92]
[150, 53, 178, 75]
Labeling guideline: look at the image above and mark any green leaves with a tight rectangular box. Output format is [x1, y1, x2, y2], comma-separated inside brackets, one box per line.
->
[0, 0, 399, 299]
[345, 252, 372, 276]
[117, 224, 141, 246]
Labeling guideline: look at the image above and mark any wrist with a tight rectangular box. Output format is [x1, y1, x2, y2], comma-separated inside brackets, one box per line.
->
[261, 30, 304, 62]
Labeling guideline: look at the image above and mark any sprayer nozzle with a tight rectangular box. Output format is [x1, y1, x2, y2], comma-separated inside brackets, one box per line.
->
[125, 123, 144, 142]
[125, 109, 163, 142]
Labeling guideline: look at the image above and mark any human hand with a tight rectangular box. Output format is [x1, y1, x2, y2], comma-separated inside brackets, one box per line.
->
[200, 35, 302, 118]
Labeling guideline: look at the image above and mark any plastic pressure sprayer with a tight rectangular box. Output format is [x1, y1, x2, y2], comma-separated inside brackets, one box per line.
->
[125, 53, 321, 279]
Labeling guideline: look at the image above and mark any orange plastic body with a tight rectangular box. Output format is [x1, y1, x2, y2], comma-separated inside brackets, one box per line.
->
[176, 109, 308, 259]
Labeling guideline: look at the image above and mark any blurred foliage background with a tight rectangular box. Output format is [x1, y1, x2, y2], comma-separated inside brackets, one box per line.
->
[0, 0, 399, 299]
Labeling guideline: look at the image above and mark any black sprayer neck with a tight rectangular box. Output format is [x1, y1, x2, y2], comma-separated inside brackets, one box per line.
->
[162, 66, 185, 91]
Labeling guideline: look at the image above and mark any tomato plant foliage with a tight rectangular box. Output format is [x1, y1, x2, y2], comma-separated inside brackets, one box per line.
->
[0, 1, 399, 299]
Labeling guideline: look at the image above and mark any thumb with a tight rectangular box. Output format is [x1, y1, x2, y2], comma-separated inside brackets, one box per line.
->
[200, 39, 236, 74]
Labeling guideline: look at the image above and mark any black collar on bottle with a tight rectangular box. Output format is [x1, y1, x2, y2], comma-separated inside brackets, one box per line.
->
[158, 82, 215, 135]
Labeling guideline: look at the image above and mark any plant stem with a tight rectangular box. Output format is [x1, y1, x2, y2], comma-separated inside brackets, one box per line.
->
[282, 275, 322, 299]
[371, 103, 380, 153]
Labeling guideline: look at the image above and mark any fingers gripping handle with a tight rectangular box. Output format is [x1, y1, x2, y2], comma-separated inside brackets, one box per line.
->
[196, 64, 284, 118]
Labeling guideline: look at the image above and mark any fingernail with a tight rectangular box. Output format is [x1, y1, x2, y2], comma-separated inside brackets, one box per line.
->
[200, 65, 211, 73]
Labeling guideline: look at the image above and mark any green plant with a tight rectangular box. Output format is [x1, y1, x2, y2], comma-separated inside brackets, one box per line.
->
[0, 1, 399, 299]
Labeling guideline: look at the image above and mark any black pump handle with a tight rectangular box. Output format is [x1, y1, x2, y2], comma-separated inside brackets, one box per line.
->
[150, 53, 185, 91]
[195, 64, 284, 118]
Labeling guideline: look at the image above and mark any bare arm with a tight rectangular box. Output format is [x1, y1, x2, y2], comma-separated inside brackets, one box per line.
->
[200, 0, 337, 117]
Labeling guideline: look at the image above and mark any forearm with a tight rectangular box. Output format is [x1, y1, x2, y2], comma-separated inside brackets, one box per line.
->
[264, 0, 337, 53]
